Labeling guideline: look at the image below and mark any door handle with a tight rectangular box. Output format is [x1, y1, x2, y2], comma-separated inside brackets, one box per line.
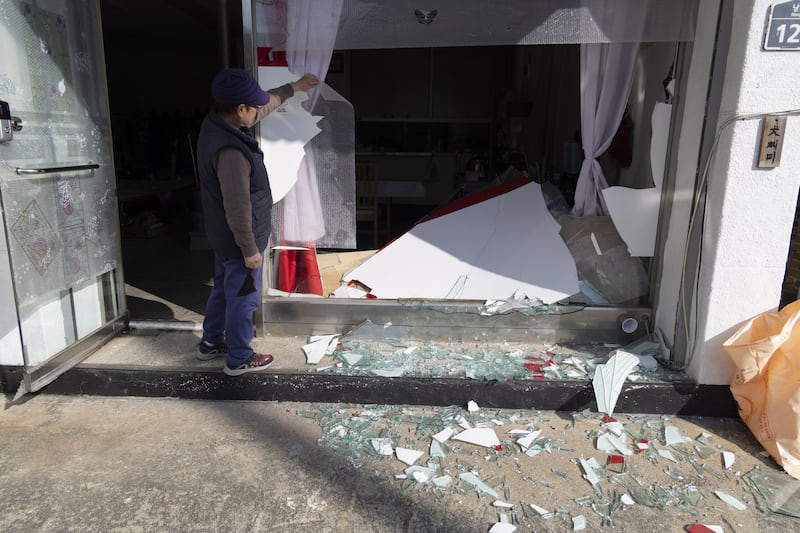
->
[0, 99, 22, 143]
[15, 163, 100, 175]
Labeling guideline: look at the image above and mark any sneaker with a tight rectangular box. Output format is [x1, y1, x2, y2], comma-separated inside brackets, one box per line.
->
[197, 340, 227, 361]
[223, 352, 274, 376]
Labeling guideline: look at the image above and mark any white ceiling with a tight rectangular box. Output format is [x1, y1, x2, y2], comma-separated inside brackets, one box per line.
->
[99, 0, 697, 52]
[334, 0, 698, 49]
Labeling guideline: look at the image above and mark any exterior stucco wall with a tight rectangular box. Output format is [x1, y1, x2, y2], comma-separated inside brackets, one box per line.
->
[688, 0, 800, 384]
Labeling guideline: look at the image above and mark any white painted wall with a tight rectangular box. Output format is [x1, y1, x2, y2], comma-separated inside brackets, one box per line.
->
[688, 0, 800, 384]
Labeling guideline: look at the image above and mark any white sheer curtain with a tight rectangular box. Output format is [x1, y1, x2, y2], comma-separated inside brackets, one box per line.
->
[571, 42, 640, 217]
[280, 0, 344, 243]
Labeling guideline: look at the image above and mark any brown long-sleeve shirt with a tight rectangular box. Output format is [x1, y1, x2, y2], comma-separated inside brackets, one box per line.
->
[214, 83, 294, 257]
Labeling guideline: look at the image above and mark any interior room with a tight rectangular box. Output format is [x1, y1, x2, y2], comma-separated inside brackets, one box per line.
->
[99, 0, 238, 319]
[99, 0, 681, 320]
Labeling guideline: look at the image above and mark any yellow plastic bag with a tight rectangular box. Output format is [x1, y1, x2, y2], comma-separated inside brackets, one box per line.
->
[723, 300, 800, 480]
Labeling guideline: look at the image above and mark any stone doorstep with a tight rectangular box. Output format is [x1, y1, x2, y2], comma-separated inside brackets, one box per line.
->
[0, 365, 739, 418]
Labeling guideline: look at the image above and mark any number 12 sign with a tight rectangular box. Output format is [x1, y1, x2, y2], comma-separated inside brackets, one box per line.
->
[764, 1, 800, 50]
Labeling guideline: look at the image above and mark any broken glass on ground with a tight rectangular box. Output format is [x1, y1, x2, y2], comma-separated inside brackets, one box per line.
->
[714, 490, 747, 510]
[297, 404, 779, 531]
[744, 466, 800, 518]
[309, 319, 684, 384]
[301, 334, 340, 364]
[592, 351, 640, 415]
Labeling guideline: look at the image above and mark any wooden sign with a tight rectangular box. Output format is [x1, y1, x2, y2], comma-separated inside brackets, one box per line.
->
[757, 116, 787, 168]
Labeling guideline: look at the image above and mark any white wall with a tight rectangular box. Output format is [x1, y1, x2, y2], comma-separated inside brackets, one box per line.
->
[687, 0, 800, 384]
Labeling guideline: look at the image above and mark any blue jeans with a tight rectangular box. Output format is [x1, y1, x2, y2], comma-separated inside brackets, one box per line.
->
[202, 251, 263, 366]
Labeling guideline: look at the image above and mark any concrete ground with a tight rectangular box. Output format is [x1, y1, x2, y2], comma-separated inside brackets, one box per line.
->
[8, 235, 787, 531]
[1, 393, 799, 533]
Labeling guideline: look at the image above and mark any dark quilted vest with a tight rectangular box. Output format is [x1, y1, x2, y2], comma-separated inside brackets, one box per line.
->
[196, 111, 272, 258]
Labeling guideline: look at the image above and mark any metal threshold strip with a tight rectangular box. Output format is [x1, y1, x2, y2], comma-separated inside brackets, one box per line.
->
[259, 297, 653, 344]
[13, 316, 127, 401]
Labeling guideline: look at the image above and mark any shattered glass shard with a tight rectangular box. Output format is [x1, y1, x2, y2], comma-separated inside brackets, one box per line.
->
[515, 429, 542, 450]
[722, 451, 735, 470]
[592, 351, 639, 415]
[596, 433, 633, 456]
[694, 444, 717, 459]
[610, 473, 660, 508]
[714, 490, 747, 510]
[452, 427, 501, 448]
[656, 449, 679, 463]
[526, 501, 554, 519]
[459, 472, 500, 498]
[405, 465, 438, 483]
[744, 468, 800, 518]
[370, 437, 394, 456]
[493, 500, 514, 508]
[664, 425, 691, 446]
[430, 438, 448, 458]
[682, 485, 703, 507]
[432, 475, 452, 487]
[607, 454, 626, 473]
[579, 457, 602, 486]
[302, 334, 339, 364]
[524, 437, 553, 457]
[395, 447, 424, 466]
[664, 465, 687, 481]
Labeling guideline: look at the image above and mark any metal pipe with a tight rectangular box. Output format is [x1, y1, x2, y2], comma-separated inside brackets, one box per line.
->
[241, 0, 254, 72]
[128, 320, 202, 332]
[219, 0, 230, 68]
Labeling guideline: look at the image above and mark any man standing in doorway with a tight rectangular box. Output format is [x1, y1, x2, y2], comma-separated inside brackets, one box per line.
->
[196, 68, 320, 376]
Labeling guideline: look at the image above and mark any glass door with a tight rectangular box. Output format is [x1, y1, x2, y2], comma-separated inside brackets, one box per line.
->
[0, 0, 126, 395]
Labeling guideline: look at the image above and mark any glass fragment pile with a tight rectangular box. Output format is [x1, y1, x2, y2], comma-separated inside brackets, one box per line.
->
[297, 404, 800, 531]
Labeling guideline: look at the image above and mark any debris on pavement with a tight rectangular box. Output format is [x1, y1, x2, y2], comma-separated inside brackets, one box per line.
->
[592, 350, 640, 416]
[302, 320, 683, 385]
[296, 403, 797, 531]
[452, 428, 501, 449]
[744, 467, 800, 517]
[301, 334, 340, 364]
[714, 490, 747, 510]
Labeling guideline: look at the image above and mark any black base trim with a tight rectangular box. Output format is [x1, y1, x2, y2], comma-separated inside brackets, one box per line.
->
[0, 366, 23, 395]
[0, 364, 740, 417]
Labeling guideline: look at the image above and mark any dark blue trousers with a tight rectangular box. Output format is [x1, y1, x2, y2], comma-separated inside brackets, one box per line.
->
[202, 251, 263, 365]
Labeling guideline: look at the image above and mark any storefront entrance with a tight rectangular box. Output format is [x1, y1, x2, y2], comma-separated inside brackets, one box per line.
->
[0, 0, 126, 395]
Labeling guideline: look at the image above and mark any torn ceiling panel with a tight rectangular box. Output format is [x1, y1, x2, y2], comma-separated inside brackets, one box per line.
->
[342, 180, 579, 303]
[334, 0, 698, 49]
[258, 67, 323, 203]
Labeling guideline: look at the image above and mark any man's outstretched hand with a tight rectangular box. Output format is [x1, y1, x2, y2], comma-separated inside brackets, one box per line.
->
[292, 73, 321, 93]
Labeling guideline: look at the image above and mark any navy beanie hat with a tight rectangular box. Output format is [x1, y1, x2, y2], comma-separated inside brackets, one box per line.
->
[211, 68, 270, 106]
